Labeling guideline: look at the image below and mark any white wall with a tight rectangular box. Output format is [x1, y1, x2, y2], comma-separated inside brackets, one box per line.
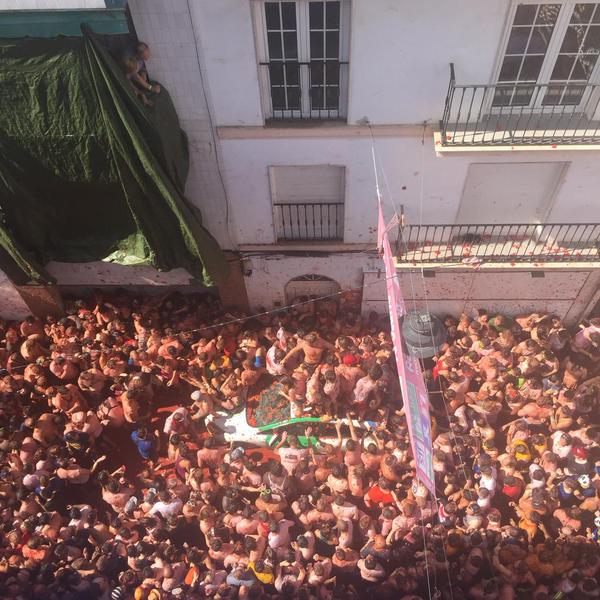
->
[348, 0, 508, 124]
[0, 270, 31, 320]
[190, 0, 510, 126]
[243, 252, 378, 310]
[220, 133, 600, 246]
[363, 268, 600, 325]
[46, 262, 193, 285]
[242, 255, 600, 325]
[220, 134, 461, 245]
[125, 0, 600, 320]
[189, 0, 263, 126]
[127, 0, 600, 254]
[128, 0, 234, 251]
[166, 0, 600, 246]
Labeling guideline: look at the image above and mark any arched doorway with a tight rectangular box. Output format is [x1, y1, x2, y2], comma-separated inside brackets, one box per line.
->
[284, 274, 341, 305]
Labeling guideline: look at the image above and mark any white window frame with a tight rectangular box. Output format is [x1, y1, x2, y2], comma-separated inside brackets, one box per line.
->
[492, 1, 600, 110]
[251, 0, 351, 119]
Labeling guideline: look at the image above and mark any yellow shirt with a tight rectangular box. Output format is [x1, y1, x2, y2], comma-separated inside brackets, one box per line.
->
[248, 562, 274, 584]
[532, 440, 547, 457]
[209, 355, 231, 371]
[513, 441, 532, 463]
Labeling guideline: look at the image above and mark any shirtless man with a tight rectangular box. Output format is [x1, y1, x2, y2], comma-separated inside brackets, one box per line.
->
[56, 455, 106, 485]
[281, 332, 334, 368]
[49, 356, 79, 381]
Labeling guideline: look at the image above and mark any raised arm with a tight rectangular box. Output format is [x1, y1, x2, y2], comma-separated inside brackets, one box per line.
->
[346, 412, 359, 442]
[273, 430, 288, 450]
[281, 344, 304, 366]
[335, 421, 344, 450]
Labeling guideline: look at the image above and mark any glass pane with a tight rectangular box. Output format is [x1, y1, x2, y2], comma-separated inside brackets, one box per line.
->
[585, 52, 600, 74]
[542, 84, 564, 104]
[265, 3, 280, 30]
[583, 25, 600, 52]
[519, 55, 544, 80]
[506, 27, 530, 54]
[269, 62, 284, 85]
[281, 2, 296, 29]
[593, 5, 600, 22]
[268, 32, 283, 59]
[311, 31, 324, 57]
[514, 4, 536, 25]
[271, 87, 285, 109]
[326, 86, 339, 108]
[512, 85, 535, 104]
[578, 53, 599, 77]
[326, 61, 340, 84]
[311, 87, 324, 109]
[285, 62, 299, 85]
[571, 3, 595, 23]
[536, 4, 560, 25]
[499, 55, 521, 80]
[311, 61, 324, 85]
[551, 54, 575, 79]
[288, 87, 301, 109]
[572, 56, 586, 78]
[326, 31, 339, 58]
[528, 26, 553, 53]
[560, 25, 586, 52]
[283, 31, 298, 58]
[309, 2, 324, 28]
[492, 87, 514, 106]
[562, 83, 586, 103]
[325, 1, 340, 28]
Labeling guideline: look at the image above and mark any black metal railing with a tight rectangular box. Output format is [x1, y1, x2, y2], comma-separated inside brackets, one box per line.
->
[260, 60, 349, 120]
[397, 223, 600, 263]
[440, 63, 600, 146]
[274, 202, 344, 241]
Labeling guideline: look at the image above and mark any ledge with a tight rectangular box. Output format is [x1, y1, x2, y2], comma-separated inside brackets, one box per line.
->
[394, 260, 600, 271]
[238, 243, 375, 253]
[218, 123, 433, 140]
[434, 131, 600, 154]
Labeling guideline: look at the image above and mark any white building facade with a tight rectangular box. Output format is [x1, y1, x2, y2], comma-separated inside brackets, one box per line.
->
[127, 0, 600, 322]
[2, 0, 600, 322]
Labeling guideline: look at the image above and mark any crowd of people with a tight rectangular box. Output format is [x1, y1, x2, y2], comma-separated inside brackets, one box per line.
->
[0, 288, 599, 600]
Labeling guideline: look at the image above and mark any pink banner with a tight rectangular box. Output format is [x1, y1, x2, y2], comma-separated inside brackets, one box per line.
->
[378, 202, 435, 495]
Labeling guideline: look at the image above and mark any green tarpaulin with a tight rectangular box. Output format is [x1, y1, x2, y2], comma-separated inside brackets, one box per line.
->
[0, 28, 228, 285]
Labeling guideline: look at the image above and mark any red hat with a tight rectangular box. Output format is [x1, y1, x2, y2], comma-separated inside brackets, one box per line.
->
[572, 446, 588, 459]
[343, 354, 358, 366]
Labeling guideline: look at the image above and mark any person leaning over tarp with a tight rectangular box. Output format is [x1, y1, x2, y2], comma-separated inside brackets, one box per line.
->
[120, 41, 161, 107]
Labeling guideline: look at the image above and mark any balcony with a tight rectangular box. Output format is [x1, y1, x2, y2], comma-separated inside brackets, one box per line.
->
[259, 60, 349, 120]
[397, 223, 600, 264]
[274, 202, 344, 242]
[438, 64, 600, 148]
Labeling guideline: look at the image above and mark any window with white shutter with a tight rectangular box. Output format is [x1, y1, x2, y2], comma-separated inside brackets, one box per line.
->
[269, 165, 345, 241]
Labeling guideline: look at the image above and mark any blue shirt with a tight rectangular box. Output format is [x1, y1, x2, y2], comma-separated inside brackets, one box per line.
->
[558, 483, 573, 502]
[131, 431, 154, 459]
[226, 571, 257, 587]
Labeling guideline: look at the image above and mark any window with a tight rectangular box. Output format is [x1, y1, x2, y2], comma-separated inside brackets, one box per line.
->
[269, 165, 345, 241]
[546, 3, 600, 103]
[494, 2, 600, 106]
[253, 1, 350, 119]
